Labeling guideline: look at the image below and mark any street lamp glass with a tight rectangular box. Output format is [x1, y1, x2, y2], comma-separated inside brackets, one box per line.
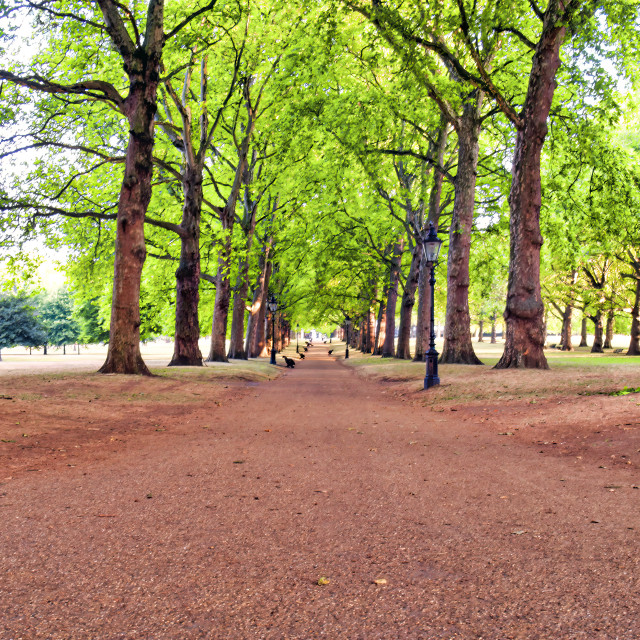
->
[268, 295, 278, 313]
[423, 224, 443, 264]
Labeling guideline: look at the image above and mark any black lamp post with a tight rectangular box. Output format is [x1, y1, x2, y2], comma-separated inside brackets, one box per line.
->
[345, 315, 351, 359]
[268, 294, 278, 365]
[296, 323, 299, 353]
[422, 224, 443, 389]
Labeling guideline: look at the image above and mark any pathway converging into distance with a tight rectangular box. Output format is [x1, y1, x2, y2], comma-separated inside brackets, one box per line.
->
[1, 345, 638, 639]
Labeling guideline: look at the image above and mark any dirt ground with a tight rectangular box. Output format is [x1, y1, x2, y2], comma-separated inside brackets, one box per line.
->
[1, 345, 639, 639]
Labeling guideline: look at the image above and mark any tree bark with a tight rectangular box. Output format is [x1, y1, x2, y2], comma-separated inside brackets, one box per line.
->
[580, 315, 588, 347]
[604, 311, 614, 350]
[560, 303, 573, 352]
[248, 259, 272, 358]
[207, 83, 255, 362]
[590, 311, 604, 353]
[228, 156, 262, 359]
[396, 242, 421, 359]
[227, 217, 256, 359]
[98, 0, 167, 375]
[366, 302, 376, 354]
[207, 227, 233, 362]
[381, 241, 403, 357]
[495, 8, 569, 370]
[227, 256, 251, 359]
[440, 97, 483, 365]
[169, 164, 203, 366]
[477, 318, 484, 342]
[165, 56, 223, 367]
[374, 293, 387, 355]
[627, 277, 640, 355]
[490, 314, 497, 344]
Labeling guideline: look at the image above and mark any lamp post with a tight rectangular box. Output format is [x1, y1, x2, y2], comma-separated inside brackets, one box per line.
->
[296, 323, 299, 353]
[345, 315, 351, 359]
[422, 223, 443, 389]
[268, 294, 278, 365]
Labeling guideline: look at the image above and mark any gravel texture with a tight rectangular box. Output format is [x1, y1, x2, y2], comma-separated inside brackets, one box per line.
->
[1, 345, 639, 639]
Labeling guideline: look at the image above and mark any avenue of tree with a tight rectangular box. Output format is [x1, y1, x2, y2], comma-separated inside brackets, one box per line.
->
[1, 0, 639, 373]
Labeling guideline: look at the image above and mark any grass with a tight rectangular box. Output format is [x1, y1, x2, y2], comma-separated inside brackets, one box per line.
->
[339, 341, 640, 406]
[152, 358, 281, 382]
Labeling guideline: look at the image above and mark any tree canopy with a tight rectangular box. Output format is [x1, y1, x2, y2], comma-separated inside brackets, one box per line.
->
[1, 0, 640, 372]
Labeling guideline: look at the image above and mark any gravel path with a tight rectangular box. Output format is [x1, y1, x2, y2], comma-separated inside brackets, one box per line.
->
[1, 345, 638, 639]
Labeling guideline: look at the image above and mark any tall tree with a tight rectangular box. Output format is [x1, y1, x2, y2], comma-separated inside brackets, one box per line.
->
[39, 289, 81, 354]
[0, 294, 47, 360]
[1, 0, 222, 374]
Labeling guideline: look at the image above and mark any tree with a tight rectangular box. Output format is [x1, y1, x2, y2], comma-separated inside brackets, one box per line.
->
[74, 296, 111, 345]
[38, 289, 81, 354]
[1, 0, 223, 374]
[0, 294, 47, 360]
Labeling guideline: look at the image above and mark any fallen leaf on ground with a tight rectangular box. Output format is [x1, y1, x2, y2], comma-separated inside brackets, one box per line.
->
[373, 578, 388, 585]
[317, 577, 330, 585]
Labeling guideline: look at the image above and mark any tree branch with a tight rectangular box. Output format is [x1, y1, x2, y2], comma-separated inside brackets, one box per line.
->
[164, 0, 219, 42]
[493, 25, 537, 51]
[144, 216, 186, 238]
[0, 71, 125, 108]
[95, 0, 136, 60]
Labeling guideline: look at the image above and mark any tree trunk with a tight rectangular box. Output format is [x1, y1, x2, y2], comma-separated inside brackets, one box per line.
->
[366, 302, 376, 354]
[580, 316, 588, 347]
[169, 166, 203, 366]
[382, 241, 403, 357]
[477, 319, 484, 343]
[246, 245, 272, 358]
[207, 230, 233, 362]
[99, 7, 166, 375]
[227, 266, 250, 359]
[490, 314, 497, 344]
[227, 227, 255, 360]
[414, 263, 429, 362]
[440, 97, 483, 365]
[207, 89, 255, 362]
[374, 293, 386, 355]
[396, 242, 421, 359]
[627, 277, 640, 355]
[560, 303, 573, 351]
[250, 260, 272, 358]
[590, 311, 604, 353]
[604, 311, 614, 350]
[495, 9, 569, 370]
[381, 238, 404, 358]
[228, 158, 261, 360]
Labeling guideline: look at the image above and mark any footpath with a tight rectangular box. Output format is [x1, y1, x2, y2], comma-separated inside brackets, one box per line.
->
[1, 345, 638, 639]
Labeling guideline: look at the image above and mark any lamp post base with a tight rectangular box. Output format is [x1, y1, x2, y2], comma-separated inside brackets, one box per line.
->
[424, 348, 440, 389]
[424, 374, 440, 389]
[270, 349, 276, 365]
